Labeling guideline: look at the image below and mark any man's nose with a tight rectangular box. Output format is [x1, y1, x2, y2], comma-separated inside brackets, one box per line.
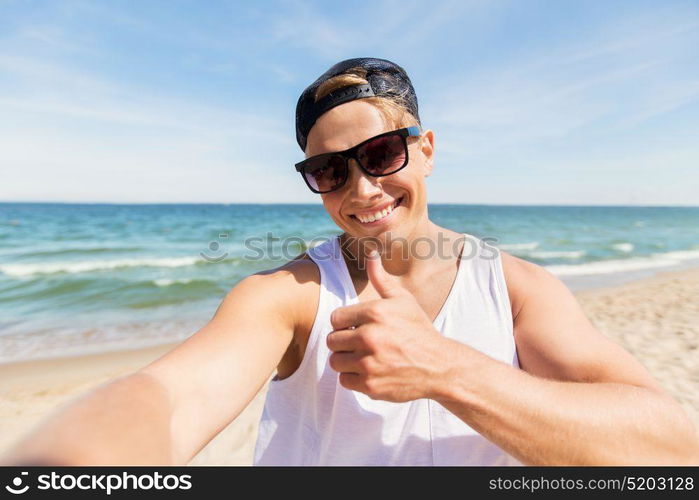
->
[346, 159, 383, 200]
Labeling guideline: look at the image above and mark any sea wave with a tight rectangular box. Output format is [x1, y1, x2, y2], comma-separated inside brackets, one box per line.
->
[530, 250, 586, 259]
[0, 256, 201, 277]
[153, 278, 196, 287]
[498, 242, 540, 250]
[546, 249, 699, 277]
[611, 243, 634, 253]
[8, 246, 143, 259]
[655, 249, 699, 260]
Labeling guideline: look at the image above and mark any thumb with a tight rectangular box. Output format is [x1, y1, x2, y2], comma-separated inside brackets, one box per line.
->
[366, 250, 408, 299]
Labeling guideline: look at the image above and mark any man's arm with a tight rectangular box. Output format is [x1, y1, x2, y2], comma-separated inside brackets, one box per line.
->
[432, 253, 699, 464]
[0, 258, 319, 465]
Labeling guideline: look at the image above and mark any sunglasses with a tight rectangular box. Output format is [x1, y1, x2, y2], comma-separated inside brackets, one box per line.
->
[295, 126, 421, 194]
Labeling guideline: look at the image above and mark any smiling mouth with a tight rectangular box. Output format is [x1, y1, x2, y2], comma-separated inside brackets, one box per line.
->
[350, 196, 404, 224]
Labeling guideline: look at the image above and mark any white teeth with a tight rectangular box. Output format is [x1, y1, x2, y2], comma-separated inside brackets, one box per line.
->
[355, 200, 399, 224]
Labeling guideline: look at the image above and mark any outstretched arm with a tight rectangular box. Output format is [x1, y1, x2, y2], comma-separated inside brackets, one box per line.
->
[435, 255, 699, 464]
[326, 251, 699, 465]
[1, 259, 319, 465]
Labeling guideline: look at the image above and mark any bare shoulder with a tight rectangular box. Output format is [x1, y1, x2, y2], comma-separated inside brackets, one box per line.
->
[499, 248, 591, 326]
[243, 252, 319, 290]
[498, 249, 560, 321]
[215, 253, 320, 327]
[498, 249, 664, 391]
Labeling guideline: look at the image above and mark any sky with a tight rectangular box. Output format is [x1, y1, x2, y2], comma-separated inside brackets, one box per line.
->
[1, 0, 698, 205]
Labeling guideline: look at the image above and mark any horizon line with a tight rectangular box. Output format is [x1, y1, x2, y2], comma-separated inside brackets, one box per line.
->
[1, 200, 698, 208]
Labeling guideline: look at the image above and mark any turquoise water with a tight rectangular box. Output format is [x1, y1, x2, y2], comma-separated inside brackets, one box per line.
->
[1, 203, 699, 361]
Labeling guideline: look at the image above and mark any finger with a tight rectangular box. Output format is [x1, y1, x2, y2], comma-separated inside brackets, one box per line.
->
[326, 328, 361, 352]
[365, 249, 409, 299]
[330, 303, 375, 331]
[338, 372, 362, 391]
[328, 351, 362, 373]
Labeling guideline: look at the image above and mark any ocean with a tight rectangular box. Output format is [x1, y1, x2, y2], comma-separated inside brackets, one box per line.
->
[1, 203, 698, 362]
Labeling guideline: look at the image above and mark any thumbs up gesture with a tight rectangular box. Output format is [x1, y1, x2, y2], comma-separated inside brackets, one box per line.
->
[327, 250, 451, 402]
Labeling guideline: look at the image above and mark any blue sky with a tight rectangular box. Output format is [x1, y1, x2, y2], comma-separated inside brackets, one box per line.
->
[1, 0, 698, 205]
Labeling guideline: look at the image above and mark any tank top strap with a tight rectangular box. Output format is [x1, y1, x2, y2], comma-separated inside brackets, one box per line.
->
[306, 235, 356, 304]
[458, 233, 514, 327]
[440, 233, 518, 368]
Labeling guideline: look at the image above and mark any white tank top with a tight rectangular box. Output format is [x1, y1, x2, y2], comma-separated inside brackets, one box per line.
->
[253, 233, 521, 465]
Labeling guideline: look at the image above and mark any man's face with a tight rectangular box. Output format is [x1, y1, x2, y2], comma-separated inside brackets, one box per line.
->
[304, 100, 434, 245]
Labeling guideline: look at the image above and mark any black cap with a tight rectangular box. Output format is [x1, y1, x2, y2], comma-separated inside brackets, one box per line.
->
[295, 57, 421, 151]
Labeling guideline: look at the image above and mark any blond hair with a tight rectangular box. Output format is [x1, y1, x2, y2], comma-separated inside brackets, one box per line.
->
[314, 67, 418, 129]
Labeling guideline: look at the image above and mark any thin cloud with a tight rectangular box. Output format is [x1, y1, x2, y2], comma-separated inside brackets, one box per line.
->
[424, 10, 699, 163]
[1, 1, 697, 204]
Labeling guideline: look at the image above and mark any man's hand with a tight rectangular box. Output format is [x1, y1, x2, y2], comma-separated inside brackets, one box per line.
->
[326, 250, 453, 402]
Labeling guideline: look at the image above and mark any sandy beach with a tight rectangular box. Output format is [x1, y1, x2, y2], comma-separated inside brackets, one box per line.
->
[1, 267, 697, 465]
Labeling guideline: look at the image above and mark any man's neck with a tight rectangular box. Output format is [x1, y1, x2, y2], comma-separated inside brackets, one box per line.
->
[340, 221, 463, 279]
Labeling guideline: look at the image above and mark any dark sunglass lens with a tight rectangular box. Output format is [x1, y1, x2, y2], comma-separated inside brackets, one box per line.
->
[303, 155, 347, 192]
[357, 133, 406, 175]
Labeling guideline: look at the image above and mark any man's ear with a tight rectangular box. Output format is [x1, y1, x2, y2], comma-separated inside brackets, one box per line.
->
[420, 129, 435, 177]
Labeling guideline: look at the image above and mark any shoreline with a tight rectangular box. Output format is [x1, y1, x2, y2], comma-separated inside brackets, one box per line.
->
[1, 265, 697, 464]
[4, 257, 698, 365]
[559, 258, 699, 292]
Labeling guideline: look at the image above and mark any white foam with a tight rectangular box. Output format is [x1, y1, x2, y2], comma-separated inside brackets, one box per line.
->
[498, 242, 540, 251]
[547, 249, 699, 277]
[547, 258, 672, 276]
[0, 256, 200, 277]
[153, 278, 194, 286]
[612, 243, 634, 253]
[655, 249, 699, 260]
[530, 250, 586, 259]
